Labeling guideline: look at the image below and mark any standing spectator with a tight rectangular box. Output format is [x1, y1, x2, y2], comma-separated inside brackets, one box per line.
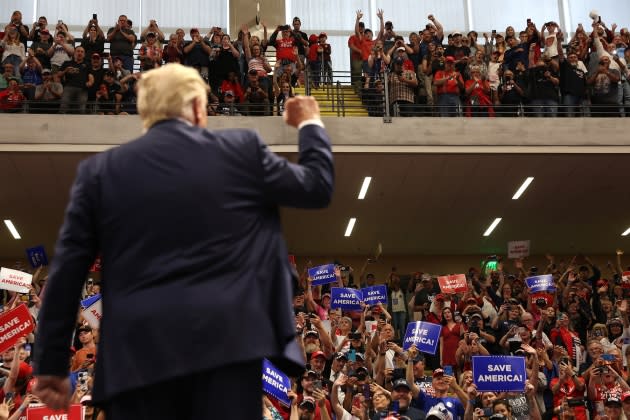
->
[47, 31, 74, 73]
[81, 19, 105, 58]
[349, 21, 366, 92]
[527, 50, 560, 117]
[559, 50, 588, 117]
[291, 17, 309, 65]
[444, 31, 471, 76]
[7, 10, 29, 52]
[0, 77, 26, 112]
[588, 55, 620, 117]
[163, 33, 184, 64]
[269, 24, 300, 74]
[440, 307, 463, 373]
[464, 66, 494, 117]
[1, 24, 26, 76]
[388, 56, 417, 116]
[209, 34, 240, 94]
[107, 15, 137, 73]
[70, 326, 97, 372]
[87, 53, 106, 104]
[242, 25, 272, 98]
[28, 28, 52, 70]
[19, 56, 43, 100]
[497, 69, 526, 116]
[138, 32, 162, 71]
[389, 275, 407, 339]
[273, 71, 294, 116]
[184, 28, 212, 79]
[140, 20, 165, 44]
[33, 69, 62, 112]
[59, 46, 94, 114]
[28, 16, 48, 43]
[433, 56, 464, 116]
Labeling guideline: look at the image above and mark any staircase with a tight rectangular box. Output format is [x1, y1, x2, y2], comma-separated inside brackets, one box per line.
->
[293, 84, 369, 116]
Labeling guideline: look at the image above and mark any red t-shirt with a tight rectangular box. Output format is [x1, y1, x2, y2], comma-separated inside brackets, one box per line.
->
[348, 35, 362, 61]
[435, 70, 463, 95]
[359, 38, 374, 61]
[275, 37, 297, 62]
[549, 377, 587, 420]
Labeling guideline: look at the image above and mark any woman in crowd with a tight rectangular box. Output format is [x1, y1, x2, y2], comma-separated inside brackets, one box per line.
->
[1, 24, 27, 75]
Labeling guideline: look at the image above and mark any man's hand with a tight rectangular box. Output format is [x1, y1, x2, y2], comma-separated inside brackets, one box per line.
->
[283, 96, 320, 128]
[33, 375, 71, 410]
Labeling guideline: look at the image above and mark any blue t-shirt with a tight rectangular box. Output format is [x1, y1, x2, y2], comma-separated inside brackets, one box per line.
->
[413, 392, 464, 419]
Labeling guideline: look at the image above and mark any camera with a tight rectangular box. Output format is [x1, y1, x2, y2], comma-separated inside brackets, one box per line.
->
[93, 13, 97, 20]
[535, 298, 547, 308]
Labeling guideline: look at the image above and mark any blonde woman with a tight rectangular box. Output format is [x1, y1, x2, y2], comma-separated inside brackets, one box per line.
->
[1, 24, 26, 76]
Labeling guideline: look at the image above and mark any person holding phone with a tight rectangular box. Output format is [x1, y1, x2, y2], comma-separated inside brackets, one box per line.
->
[296, 370, 333, 420]
[70, 325, 97, 371]
[550, 357, 586, 419]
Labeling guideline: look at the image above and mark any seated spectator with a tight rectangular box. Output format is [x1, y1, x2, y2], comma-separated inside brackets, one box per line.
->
[220, 71, 244, 104]
[272, 73, 294, 116]
[108, 55, 131, 82]
[215, 90, 242, 116]
[242, 74, 269, 116]
[80, 19, 105, 58]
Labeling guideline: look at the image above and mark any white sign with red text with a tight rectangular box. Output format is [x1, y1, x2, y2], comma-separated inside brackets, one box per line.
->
[0, 267, 33, 293]
[508, 240, 530, 259]
[438, 274, 468, 294]
[81, 297, 102, 329]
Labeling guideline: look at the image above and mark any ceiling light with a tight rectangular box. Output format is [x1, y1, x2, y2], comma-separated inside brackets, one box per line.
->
[622, 227, 630, 236]
[483, 218, 502, 237]
[358, 177, 372, 200]
[344, 218, 356, 237]
[512, 177, 534, 200]
[4, 220, 21, 239]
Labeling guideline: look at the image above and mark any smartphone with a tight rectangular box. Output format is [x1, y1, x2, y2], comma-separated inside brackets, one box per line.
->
[86, 353, 94, 360]
[567, 399, 584, 407]
[93, 13, 97, 20]
[362, 383, 371, 399]
[601, 354, 616, 362]
[443, 365, 453, 376]
[391, 400, 400, 414]
[58, 20, 63, 25]
[348, 349, 356, 362]
[560, 357, 569, 365]
[313, 379, 322, 391]
[492, 29, 496, 35]
[527, 18, 532, 25]
[352, 394, 362, 409]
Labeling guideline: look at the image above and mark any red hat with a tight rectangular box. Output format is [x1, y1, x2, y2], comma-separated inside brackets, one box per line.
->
[432, 368, 444, 377]
[309, 34, 318, 43]
[310, 350, 326, 360]
[445, 56, 455, 63]
[40, 28, 50, 35]
[26, 378, 37, 393]
[435, 294, 446, 301]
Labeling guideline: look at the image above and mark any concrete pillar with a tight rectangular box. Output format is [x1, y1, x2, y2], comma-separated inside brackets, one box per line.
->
[229, 0, 285, 39]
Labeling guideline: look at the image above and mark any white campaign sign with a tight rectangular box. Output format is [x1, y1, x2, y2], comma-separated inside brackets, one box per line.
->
[508, 240, 530, 259]
[0, 267, 32, 293]
[82, 298, 103, 328]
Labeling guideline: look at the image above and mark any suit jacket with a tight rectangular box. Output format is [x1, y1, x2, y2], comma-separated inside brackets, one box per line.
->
[33, 119, 334, 402]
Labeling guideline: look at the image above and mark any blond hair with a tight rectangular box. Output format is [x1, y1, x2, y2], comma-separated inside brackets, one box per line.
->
[137, 64, 209, 130]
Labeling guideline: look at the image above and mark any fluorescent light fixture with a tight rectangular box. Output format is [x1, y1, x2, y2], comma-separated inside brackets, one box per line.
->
[483, 218, 502, 237]
[358, 177, 372, 200]
[344, 218, 357, 237]
[4, 220, 21, 239]
[622, 227, 630, 236]
[512, 177, 534, 200]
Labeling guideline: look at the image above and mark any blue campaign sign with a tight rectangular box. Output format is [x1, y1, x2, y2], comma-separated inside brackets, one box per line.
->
[402, 321, 442, 354]
[525, 274, 556, 293]
[308, 264, 337, 286]
[262, 359, 290, 406]
[362, 285, 387, 306]
[81, 293, 101, 309]
[472, 355, 527, 392]
[330, 287, 363, 311]
[26, 245, 48, 268]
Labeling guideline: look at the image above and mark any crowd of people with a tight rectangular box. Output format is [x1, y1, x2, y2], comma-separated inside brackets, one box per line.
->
[259, 251, 630, 420]
[1, 9, 629, 117]
[2, 244, 630, 419]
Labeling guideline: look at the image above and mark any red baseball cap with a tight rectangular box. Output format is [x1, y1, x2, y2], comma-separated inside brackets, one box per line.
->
[310, 350, 326, 360]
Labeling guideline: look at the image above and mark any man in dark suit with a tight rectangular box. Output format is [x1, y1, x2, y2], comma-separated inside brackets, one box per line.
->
[33, 63, 334, 419]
